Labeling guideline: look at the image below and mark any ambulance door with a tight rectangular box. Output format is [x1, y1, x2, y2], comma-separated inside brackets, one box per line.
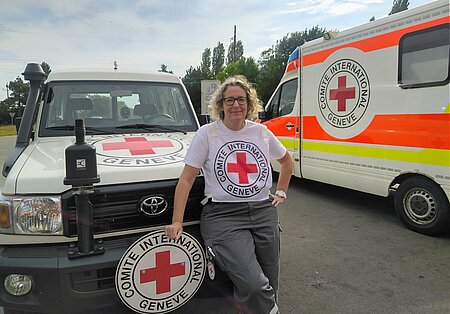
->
[263, 78, 300, 174]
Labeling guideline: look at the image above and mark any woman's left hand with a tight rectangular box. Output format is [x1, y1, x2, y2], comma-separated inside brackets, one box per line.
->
[271, 194, 285, 207]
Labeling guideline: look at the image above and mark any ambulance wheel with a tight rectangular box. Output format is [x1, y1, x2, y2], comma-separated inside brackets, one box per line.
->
[394, 177, 450, 235]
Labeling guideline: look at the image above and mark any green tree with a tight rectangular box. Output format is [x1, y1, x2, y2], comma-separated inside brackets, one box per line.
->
[212, 42, 225, 77]
[256, 26, 327, 103]
[41, 61, 52, 75]
[200, 48, 212, 79]
[182, 66, 203, 117]
[216, 57, 259, 83]
[0, 61, 52, 119]
[227, 40, 244, 65]
[158, 64, 173, 74]
[5, 77, 29, 116]
[389, 0, 409, 15]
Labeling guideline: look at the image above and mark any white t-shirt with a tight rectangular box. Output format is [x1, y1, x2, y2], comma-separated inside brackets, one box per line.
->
[184, 120, 287, 202]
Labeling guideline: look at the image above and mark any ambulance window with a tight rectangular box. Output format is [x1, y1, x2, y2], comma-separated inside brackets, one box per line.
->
[279, 79, 297, 116]
[265, 78, 298, 119]
[266, 89, 280, 119]
[399, 23, 449, 88]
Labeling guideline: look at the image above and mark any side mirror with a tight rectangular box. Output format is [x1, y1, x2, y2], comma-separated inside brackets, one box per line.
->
[258, 111, 267, 122]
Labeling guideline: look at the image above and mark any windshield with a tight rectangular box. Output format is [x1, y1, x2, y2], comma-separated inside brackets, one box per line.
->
[39, 81, 197, 137]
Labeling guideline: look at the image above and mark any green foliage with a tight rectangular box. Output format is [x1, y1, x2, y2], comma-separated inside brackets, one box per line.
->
[389, 0, 409, 15]
[159, 64, 173, 74]
[41, 61, 52, 75]
[227, 40, 244, 65]
[200, 48, 212, 79]
[212, 42, 225, 77]
[256, 26, 327, 103]
[88, 95, 112, 117]
[0, 62, 52, 123]
[182, 66, 203, 117]
[216, 57, 259, 83]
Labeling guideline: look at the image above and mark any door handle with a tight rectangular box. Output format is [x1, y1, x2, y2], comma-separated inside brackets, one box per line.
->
[285, 122, 294, 130]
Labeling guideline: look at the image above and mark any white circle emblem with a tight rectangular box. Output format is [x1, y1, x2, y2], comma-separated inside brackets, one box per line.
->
[214, 141, 270, 198]
[318, 59, 370, 129]
[116, 230, 206, 313]
[91, 134, 189, 167]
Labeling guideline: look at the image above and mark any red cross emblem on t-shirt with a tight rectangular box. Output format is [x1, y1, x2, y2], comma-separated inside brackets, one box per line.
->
[140, 250, 185, 294]
[102, 137, 174, 155]
[227, 152, 258, 184]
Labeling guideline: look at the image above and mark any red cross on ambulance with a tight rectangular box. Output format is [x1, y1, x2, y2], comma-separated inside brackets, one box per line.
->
[329, 75, 356, 112]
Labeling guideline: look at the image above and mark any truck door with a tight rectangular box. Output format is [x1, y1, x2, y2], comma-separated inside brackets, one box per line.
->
[263, 78, 300, 174]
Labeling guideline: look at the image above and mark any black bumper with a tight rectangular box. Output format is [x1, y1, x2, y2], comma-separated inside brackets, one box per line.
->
[0, 228, 231, 314]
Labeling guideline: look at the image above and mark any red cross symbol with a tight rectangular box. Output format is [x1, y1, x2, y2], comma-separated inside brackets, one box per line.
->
[227, 152, 258, 184]
[102, 137, 173, 155]
[329, 76, 355, 112]
[140, 250, 185, 294]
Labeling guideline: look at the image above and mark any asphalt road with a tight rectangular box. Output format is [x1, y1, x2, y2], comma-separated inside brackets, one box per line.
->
[1, 136, 449, 314]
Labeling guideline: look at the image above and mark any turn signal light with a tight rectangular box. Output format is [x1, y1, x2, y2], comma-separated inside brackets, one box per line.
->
[0, 204, 11, 228]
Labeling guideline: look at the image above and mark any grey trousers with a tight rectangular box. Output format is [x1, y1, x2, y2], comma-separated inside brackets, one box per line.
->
[201, 199, 280, 314]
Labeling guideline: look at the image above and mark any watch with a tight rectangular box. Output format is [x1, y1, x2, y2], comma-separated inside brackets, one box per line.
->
[275, 189, 287, 199]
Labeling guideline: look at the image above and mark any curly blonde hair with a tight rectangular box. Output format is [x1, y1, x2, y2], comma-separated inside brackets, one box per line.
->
[208, 75, 263, 121]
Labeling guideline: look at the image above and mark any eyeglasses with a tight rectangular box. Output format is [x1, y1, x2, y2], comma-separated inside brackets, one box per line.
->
[223, 97, 247, 106]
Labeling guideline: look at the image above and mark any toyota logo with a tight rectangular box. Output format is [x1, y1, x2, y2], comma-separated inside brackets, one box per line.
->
[140, 196, 168, 216]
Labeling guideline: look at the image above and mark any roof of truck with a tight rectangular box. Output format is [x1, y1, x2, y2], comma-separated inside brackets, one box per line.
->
[46, 69, 181, 83]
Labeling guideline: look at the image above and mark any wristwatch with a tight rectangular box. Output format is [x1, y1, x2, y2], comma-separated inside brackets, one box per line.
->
[275, 189, 287, 199]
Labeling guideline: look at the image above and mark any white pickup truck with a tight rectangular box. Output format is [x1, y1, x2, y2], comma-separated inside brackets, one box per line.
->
[0, 64, 230, 314]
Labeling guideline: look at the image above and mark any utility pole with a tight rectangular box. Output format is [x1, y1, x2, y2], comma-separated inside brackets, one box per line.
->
[233, 25, 236, 63]
[5, 84, 9, 98]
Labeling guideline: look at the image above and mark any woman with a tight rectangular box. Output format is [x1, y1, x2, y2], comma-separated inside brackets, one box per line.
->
[165, 75, 293, 314]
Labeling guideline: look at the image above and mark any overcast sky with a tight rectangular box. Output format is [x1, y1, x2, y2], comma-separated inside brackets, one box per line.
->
[0, 0, 433, 99]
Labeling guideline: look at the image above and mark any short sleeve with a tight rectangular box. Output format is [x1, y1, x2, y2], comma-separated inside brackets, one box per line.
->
[184, 125, 209, 168]
[267, 128, 287, 160]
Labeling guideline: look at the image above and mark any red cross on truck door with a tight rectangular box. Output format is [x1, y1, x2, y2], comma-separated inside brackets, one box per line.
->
[102, 137, 174, 155]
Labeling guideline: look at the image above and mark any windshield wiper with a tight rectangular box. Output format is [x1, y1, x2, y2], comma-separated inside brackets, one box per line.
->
[115, 124, 187, 135]
[46, 125, 113, 134]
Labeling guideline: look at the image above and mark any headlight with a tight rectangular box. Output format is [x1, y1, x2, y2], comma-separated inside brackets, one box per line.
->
[14, 197, 62, 234]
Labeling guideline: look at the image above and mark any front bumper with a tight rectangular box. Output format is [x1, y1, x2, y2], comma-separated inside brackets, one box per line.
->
[0, 227, 231, 314]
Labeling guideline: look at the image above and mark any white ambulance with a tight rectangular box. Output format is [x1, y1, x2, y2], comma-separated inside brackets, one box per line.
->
[261, 0, 449, 235]
[0, 65, 230, 313]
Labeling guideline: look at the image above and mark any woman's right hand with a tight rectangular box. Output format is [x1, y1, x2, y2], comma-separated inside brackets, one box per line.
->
[165, 222, 183, 240]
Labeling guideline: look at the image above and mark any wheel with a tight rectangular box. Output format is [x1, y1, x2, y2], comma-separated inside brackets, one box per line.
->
[394, 177, 450, 235]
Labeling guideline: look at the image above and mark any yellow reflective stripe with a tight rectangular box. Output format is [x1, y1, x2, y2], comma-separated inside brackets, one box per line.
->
[279, 138, 296, 149]
[303, 142, 450, 167]
[445, 102, 450, 113]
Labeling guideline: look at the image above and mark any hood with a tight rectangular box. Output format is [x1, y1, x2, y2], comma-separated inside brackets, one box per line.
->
[13, 133, 194, 194]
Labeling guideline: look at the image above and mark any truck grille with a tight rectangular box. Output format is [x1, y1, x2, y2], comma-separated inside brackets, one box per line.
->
[62, 178, 204, 237]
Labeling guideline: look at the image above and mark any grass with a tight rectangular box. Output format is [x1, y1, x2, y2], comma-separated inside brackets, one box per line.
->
[0, 125, 17, 136]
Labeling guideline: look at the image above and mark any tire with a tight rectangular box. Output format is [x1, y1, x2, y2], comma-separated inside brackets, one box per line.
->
[394, 177, 450, 235]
